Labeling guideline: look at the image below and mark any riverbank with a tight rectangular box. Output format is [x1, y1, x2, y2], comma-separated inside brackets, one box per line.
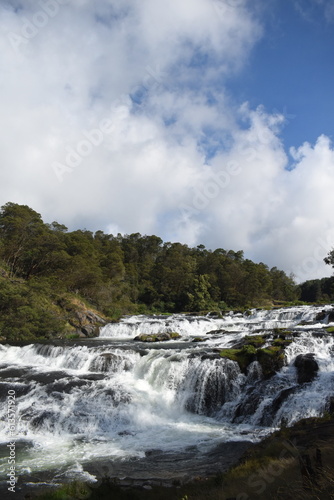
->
[11, 414, 334, 500]
[1, 305, 334, 499]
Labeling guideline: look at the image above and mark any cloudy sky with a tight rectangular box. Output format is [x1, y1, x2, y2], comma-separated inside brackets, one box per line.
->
[1, 0, 334, 282]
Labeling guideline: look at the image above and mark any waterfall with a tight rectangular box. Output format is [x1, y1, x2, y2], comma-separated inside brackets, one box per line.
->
[1, 304, 334, 486]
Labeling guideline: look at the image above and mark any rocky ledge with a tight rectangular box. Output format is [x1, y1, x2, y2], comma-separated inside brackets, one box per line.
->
[134, 332, 181, 342]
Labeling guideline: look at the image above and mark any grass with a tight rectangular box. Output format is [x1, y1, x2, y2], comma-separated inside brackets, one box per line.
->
[29, 415, 334, 500]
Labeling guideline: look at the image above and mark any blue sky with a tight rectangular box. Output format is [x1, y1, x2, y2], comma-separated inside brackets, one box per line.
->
[232, 0, 334, 152]
[0, 0, 334, 283]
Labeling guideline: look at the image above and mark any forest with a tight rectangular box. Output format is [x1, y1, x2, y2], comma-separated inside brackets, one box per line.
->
[0, 201, 332, 341]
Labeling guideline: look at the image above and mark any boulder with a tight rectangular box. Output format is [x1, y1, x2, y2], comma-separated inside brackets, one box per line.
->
[134, 332, 181, 342]
[206, 329, 228, 335]
[294, 353, 319, 384]
[315, 308, 334, 323]
[81, 324, 100, 338]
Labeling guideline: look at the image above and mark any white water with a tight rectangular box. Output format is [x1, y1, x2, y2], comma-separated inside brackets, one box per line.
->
[0, 305, 334, 485]
[99, 304, 334, 339]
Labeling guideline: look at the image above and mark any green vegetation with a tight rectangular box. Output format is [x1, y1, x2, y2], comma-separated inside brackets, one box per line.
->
[219, 413, 334, 499]
[30, 415, 334, 500]
[32, 481, 91, 499]
[244, 335, 266, 347]
[133, 332, 181, 342]
[220, 337, 286, 377]
[298, 275, 334, 302]
[220, 345, 257, 373]
[0, 201, 299, 341]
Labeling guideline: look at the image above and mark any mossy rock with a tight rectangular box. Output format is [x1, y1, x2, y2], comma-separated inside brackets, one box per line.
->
[192, 337, 205, 342]
[220, 345, 285, 377]
[134, 332, 181, 342]
[244, 335, 266, 347]
[220, 345, 257, 373]
[257, 346, 285, 378]
[326, 326, 334, 333]
[272, 338, 293, 347]
[272, 328, 293, 337]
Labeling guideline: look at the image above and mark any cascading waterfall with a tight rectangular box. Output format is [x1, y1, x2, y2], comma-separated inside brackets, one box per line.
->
[1, 304, 334, 487]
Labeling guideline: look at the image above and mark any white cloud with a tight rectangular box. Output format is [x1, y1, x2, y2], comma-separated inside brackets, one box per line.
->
[294, 0, 334, 23]
[0, 0, 333, 283]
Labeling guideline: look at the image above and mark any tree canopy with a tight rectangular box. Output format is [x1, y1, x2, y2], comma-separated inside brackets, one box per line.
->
[0, 202, 302, 340]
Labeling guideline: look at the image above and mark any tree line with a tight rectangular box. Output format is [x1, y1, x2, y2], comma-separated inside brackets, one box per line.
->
[0, 201, 302, 322]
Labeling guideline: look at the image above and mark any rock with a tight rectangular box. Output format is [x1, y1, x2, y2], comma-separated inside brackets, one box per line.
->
[86, 311, 106, 324]
[327, 396, 334, 415]
[81, 325, 99, 337]
[294, 353, 319, 384]
[90, 353, 128, 372]
[206, 329, 228, 335]
[315, 308, 334, 323]
[256, 347, 285, 379]
[270, 386, 298, 414]
[134, 332, 181, 342]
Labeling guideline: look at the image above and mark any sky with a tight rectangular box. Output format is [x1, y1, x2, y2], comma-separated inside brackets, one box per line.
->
[1, 0, 334, 283]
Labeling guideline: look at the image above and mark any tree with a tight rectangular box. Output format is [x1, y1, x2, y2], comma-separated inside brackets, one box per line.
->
[324, 249, 334, 267]
[0, 202, 66, 279]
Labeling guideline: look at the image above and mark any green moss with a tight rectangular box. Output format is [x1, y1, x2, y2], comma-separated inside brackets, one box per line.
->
[220, 343, 285, 377]
[257, 346, 285, 378]
[220, 348, 239, 362]
[220, 346, 257, 373]
[326, 326, 334, 333]
[272, 338, 293, 347]
[34, 481, 91, 499]
[169, 332, 181, 339]
[244, 335, 266, 347]
[64, 333, 81, 340]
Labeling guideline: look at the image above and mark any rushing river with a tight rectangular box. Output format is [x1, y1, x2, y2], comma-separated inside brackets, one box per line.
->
[1, 305, 334, 492]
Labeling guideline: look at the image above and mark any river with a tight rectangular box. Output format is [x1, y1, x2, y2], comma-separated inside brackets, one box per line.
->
[0, 304, 334, 494]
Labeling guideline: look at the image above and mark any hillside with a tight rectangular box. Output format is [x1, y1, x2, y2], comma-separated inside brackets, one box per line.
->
[0, 201, 303, 341]
[0, 266, 107, 342]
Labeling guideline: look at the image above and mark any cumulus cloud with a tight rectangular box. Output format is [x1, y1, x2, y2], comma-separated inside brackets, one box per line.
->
[0, 0, 333, 282]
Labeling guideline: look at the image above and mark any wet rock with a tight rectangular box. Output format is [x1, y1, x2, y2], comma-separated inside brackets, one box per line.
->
[206, 329, 228, 335]
[0, 382, 31, 400]
[47, 378, 90, 394]
[81, 324, 100, 337]
[270, 386, 299, 414]
[233, 386, 261, 422]
[134, 332, 181, 342]
[327, 396, 334, 415]
[89, 353, 119, 372]
[315, 308, 334, 323]
[256, 347, 285, 379]
[294, 353, 319, 384]
[30, 410, 56, 429]
[89, 353, 132, 372]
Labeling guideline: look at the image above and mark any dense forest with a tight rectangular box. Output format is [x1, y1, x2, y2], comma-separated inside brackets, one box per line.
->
[0, 202, 333, 341]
